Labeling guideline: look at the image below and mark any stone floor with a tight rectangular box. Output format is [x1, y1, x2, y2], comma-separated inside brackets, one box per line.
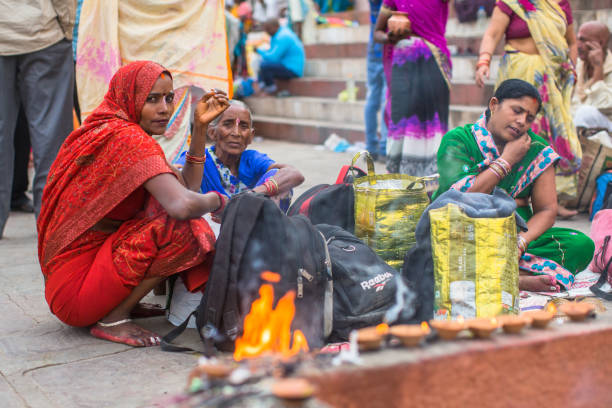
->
[0, 139, 594, 407]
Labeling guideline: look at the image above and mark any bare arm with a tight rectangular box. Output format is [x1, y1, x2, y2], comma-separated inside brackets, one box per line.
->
[252, 163, 305, 195]
[565, 23, 578, 66]
[181, 91, 230, 191]
[521, 166, 557, 244]
[373, 7, 392, 44]
[144, 173, 222, 220]
[476, 7, 510, 87]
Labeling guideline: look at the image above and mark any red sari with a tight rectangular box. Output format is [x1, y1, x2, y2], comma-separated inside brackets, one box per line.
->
[38, 61, 215, 327]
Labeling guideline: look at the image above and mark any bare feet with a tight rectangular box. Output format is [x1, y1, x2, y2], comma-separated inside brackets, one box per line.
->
[557, 204, 578, 220]
[519, 274, 560, 293]
[90, 319, 161, 347]
[130, 302, 166, 319]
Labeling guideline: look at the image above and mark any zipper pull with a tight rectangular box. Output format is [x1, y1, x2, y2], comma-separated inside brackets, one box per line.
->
[299, 268, 314, 282]
[297, 276, 304, 298]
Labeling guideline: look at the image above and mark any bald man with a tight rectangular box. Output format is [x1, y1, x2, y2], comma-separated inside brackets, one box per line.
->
[573, 21, 612, 136]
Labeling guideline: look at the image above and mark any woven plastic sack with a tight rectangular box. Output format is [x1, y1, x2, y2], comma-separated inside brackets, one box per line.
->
[353, 151, 430, 271]
[429, 203, 519, 319]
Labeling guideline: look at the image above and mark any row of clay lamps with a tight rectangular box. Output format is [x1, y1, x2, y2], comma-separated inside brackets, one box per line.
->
[357, 301, 596, 349]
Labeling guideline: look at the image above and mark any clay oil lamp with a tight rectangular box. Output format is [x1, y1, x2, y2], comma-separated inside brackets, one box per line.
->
[496, 314, 529, 334]
[559, 301, 595, 322]
[390, 322, 431, 347]
[388, 12, 411, 36]
[523, 303, 556, 328]
[468, 318, 499, 339]
[272, 378, 315, 401]
[429, 316, 466, 340]
[356, 324, 387, 351]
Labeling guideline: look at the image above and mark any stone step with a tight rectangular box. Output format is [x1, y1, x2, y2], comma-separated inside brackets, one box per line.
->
[304, 55, 500, 81]
[309, 24, 370, 45]
[276, 77, 495, 106]
[252, 115, 366, 145]
[248, 98, 485, 144]
[247, 96, 485, 126]
[304, 37, 505, 59]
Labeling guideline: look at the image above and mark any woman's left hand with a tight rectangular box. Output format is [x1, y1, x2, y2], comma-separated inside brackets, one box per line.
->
[194, 90, 230, 126]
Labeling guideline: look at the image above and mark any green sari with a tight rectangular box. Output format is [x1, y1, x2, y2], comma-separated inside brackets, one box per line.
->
[434, 113, 594, 289]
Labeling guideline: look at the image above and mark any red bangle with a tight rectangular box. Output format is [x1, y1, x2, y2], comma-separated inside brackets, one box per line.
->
[185, 152, 206, 164]
[210, 191, 226, 214]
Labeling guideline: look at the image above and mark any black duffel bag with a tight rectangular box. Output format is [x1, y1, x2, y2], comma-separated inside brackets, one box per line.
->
[317, 224, 417, 341]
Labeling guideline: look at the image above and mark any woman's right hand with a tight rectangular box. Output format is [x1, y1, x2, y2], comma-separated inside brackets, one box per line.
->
[475, 64, 489, 88]
[194, 90, 230, 126]
[501, 133, 531, 166]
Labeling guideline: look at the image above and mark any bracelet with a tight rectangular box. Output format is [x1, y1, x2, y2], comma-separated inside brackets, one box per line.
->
[491, 159, 510, 178]
[263, 178, 279, 196]
[476, 60, 491, 69]
[210, 191, 227, 214]
[489, 162, 506, 179]
[517, 235, 528, 254]
[496, 158, 511, 173]
[185, 152, 206, 164]
[488, 165, 504, 180]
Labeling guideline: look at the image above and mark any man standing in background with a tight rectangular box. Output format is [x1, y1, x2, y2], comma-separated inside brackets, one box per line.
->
[364, 0, 387, 162]
[0, 0, 76, 238]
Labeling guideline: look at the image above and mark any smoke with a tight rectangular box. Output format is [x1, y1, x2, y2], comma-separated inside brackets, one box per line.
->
[384, 277, 417, 325]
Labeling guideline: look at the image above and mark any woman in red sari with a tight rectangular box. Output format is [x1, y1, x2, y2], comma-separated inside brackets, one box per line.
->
[38, 61, 230, 347]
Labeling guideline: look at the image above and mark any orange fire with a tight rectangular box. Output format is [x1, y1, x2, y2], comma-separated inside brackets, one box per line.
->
[233, 278, 309, 361]
[545, 302, 557, 315]
[376, 323, 389, 335]
[421, 321, 431, 334]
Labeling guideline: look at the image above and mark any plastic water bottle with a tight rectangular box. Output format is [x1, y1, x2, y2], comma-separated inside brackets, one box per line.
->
[476, 6, 487, 30]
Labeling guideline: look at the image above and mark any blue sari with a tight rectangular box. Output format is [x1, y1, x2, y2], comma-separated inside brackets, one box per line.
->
[176, 146, 292, 212]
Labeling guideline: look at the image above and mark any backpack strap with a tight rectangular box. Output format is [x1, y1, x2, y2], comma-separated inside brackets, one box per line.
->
[205, 193, 266, 336]
[161, 311, 199, 352]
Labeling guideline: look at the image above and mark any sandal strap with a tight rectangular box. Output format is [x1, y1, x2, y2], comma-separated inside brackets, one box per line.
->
[97, 318, 132, 327]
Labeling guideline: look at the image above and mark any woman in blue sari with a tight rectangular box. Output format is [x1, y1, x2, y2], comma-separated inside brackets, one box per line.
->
[177, 100, 304, 211]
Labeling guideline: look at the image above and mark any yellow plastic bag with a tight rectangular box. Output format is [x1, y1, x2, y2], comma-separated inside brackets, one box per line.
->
[430, 203, 519, 319]
[353, 152, 430, 271]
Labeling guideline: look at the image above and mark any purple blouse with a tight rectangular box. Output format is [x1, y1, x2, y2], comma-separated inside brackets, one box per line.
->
[496, 0, 573, 40]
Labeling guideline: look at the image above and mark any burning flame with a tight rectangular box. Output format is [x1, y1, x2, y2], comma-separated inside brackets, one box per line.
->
[490, 318, 498, 327]
[545, 302, 557, 315]
[421, 321, 431, 334]
[457, 316, 465, 324]
[261, 271, 281, 283]
[233, 280, 309, 361]
[376, 323, 389, 335]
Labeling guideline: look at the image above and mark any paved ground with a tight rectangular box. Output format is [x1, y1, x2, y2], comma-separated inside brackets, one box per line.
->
[0, 139, 593, 407]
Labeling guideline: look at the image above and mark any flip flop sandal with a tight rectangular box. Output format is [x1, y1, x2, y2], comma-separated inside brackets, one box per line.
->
[130, 302, 166, 319]
[90, 319, 158, 347]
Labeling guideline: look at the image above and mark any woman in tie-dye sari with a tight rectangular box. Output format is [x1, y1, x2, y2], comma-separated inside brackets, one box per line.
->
[476, 0, 580, 201]
[434, 80, 594, 293]
[374, 0, 451, 177]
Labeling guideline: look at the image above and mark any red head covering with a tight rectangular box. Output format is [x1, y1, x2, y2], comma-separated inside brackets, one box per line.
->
[38, 61, 174, 271]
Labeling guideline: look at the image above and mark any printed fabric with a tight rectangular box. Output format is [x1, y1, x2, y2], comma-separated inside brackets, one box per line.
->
[497, 0, 580, 185]
[75, 0, 231, 162]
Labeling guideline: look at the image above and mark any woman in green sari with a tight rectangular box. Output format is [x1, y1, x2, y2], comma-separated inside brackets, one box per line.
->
[434, 79, 594, 292]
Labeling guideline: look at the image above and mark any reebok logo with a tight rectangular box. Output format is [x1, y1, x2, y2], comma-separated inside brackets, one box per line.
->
[360, 272, 394, 291]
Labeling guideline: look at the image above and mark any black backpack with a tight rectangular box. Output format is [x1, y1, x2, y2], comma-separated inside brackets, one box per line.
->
[316, 224, 416, 341]
[287, 165, 366, 233]
[162, 193, 333, 352]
